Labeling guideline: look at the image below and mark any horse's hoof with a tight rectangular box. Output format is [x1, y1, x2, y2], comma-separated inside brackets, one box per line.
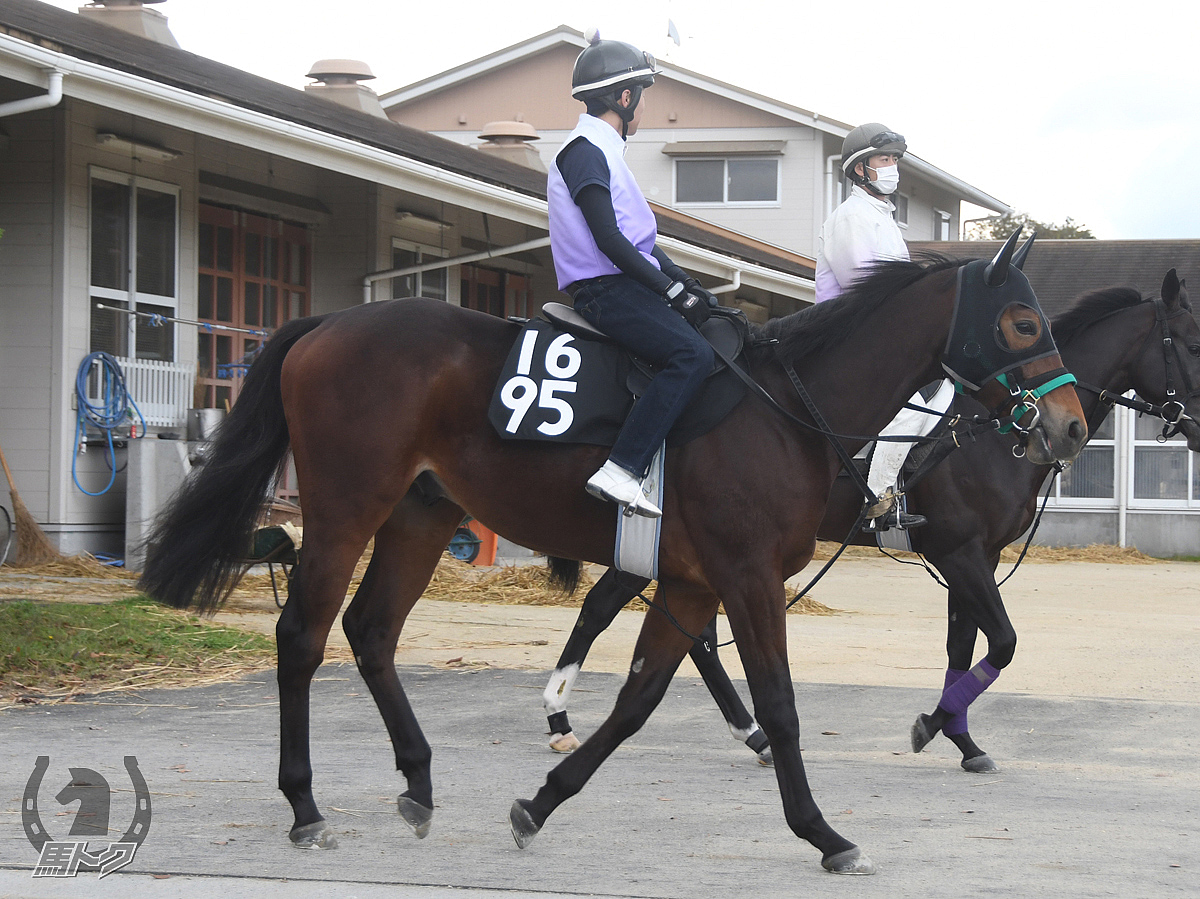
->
[961, 754, 998, 774]
[289, 820, 338, 850]
[756, 747, 774, 767]
[822, 846, 876, 875]
[397, 796, 433, 839]
[910, 714, 935, 753]
[509, 799, 541, 849]
[549, 731, 580, 753]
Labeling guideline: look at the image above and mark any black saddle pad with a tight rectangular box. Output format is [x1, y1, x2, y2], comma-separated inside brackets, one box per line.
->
[488, 314, 747, 448]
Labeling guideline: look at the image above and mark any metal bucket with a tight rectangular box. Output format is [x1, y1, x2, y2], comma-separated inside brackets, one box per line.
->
[187, 408, 226, 442]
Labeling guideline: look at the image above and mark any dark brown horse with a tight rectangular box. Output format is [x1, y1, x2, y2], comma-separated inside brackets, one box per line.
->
[541, 269, 1200, 776]
[139, 239, 1086, 874]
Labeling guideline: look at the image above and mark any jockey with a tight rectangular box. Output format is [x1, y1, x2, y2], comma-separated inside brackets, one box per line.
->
[816, 123, 954, 531]
[548, 30, 717, 519]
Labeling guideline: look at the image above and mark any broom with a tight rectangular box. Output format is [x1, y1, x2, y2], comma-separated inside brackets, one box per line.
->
[0, 441, 62, 567]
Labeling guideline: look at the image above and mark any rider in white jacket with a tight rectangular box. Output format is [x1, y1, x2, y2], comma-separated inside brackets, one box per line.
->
[815, 124, 954, 530]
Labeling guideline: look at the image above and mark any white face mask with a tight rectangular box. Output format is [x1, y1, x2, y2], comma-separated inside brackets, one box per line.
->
[867, 163, 900, 194]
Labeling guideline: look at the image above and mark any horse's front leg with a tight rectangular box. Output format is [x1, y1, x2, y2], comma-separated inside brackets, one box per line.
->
[910, 544, 1013, 773]
[541, 569, 649, 753]
[720, 576, 874, 874]
[512, 584, 714, 847]
[689, 615, 773, 765]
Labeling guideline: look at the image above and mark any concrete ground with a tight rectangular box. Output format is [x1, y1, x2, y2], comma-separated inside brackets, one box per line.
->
[0, 557, 1197, 897]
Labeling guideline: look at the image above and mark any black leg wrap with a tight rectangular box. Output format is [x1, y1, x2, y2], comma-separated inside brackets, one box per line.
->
[547, 711, 571, 736]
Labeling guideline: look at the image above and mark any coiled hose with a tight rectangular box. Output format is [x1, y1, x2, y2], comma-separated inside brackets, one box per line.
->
[73, 352, 146, 496]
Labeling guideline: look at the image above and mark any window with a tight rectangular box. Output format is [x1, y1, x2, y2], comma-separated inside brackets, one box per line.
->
[935, 209, 953, 241]
[196, 204, 310, 410]
[894, 193, 909, 227]
[1132, 410, 1195, 503]
[1058, 410, 1116, 500]
[675, 158, 779, 205]
[391, 241, 447, 301]
[460, 265, 533, 319]
[88, 170, 179, 360]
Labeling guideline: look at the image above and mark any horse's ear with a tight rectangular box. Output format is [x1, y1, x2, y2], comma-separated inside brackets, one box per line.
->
[1012, 231, 1037, 271]
[984, 228, 1024, 287]
[1162, 268, 1181, 310]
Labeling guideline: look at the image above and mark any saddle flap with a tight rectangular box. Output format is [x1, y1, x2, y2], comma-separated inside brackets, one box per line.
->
[540, 302, 612, 342]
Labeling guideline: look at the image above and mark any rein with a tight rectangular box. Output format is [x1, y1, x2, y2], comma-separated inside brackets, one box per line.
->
[877, 463, 1064, 589]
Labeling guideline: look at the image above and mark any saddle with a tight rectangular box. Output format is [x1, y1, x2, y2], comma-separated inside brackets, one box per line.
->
[487, 303, 750, 447]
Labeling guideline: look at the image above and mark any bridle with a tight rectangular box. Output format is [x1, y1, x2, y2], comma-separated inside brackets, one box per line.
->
[1073, 298, 1199, 442]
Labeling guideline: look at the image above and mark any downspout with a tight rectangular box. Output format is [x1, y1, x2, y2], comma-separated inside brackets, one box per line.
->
[825, 153, 841, 219]
[0, 70, 64, 119]
[363, 236, 551, 303]
[710, 269, 741, 296]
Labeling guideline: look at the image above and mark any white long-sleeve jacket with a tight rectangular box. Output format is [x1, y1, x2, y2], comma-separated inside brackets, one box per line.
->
[814, 184, 909, 303]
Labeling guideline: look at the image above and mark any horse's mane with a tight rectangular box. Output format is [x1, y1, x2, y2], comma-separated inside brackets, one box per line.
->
[1050, 287, 1146, 347]
[751, 254, 965, 360]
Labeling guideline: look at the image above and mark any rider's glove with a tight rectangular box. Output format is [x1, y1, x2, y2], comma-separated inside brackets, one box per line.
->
[664, 281, 711, 327]
[684, 278, 720, 309]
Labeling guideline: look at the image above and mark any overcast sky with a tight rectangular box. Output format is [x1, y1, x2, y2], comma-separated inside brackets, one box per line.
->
[40, 0, 1200, 240]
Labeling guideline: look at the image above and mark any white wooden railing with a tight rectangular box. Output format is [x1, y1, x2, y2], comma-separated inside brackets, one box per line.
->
[90, 357, 195, 428]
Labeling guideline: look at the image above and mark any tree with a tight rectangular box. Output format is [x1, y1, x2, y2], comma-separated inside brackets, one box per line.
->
[964, 211, 1095, 240]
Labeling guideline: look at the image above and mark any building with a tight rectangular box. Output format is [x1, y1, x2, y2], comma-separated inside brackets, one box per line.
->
[0, 0, 813, 562]
[914, 239, 1200, 555]
[381, 26, 1009, 261]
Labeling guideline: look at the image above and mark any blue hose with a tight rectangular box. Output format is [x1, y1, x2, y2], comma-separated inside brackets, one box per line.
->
[73, 352, 146, 496]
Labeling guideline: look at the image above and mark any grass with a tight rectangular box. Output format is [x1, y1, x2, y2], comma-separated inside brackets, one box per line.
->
[0, 595, 276, 706]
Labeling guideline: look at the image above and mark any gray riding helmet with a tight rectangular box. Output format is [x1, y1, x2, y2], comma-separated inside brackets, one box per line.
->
[841, 123, 907, 182]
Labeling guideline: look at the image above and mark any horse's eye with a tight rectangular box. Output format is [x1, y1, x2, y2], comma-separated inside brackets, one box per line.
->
[1188, 344, 1200, 357]
[1015, 321, 1038, 336]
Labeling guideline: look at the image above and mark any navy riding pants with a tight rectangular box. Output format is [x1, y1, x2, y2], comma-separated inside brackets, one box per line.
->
[572, 275, 714, 477]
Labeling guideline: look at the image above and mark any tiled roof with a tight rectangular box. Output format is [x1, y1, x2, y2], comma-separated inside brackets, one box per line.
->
[908, 239, 1200, 318]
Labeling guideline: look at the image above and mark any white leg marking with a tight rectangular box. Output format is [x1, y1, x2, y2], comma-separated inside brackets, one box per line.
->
[542, 663, 581, 715]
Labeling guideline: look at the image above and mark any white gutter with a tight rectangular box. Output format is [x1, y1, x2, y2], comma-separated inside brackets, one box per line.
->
[363, 236, 551, 303]
[0, 69, 62, 118]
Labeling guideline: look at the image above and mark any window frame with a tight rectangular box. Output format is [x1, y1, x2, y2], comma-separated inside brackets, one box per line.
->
[673, 156, 781, 208]
[391, 238, 448, 301]
[88, 166, 180, 361]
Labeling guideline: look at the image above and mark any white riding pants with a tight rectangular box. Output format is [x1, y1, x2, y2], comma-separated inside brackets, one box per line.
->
[868, 379, 956, 497]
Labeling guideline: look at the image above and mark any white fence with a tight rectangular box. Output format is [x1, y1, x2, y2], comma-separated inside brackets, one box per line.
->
[89, 357, 195, 428]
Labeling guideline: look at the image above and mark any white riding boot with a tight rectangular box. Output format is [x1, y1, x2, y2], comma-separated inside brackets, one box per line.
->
[586, 460, 662, 518]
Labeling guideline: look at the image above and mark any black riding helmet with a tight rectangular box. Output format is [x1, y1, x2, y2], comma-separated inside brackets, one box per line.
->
[841, 123, 907, 185]
[572, 29, 657, 137]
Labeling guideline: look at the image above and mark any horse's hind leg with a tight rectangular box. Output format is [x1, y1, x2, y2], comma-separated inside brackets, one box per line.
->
[542, 569, 649, 752]
[690, 615, 773, 765]
[276, 522, 373, 849]
[341, 491, 465, 839]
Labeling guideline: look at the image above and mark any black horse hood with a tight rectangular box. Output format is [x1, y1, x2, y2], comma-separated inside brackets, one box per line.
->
[941, 260, 1057, 391]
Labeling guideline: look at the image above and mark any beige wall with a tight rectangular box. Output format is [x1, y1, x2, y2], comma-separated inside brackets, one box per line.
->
[389, 46, 797, 136]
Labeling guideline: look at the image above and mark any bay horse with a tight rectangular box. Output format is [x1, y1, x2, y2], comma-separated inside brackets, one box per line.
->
[541, 269, 1200, 776]
[139, 236, 1086, 875]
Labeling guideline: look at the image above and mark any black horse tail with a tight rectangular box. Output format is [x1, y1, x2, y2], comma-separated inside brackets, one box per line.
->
[138, 315, 326, 614]
[546, 556, 582, 595]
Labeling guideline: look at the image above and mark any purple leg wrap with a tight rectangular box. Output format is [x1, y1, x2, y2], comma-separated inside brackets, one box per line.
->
[937, 660, 1000, 719]
[942, 669, 969, 736]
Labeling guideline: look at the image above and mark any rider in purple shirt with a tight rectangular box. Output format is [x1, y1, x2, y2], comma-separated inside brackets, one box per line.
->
[548, 31, 717, 519]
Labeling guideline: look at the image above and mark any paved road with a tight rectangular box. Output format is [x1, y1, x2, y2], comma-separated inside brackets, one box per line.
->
[1, 659, 1196, 898]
